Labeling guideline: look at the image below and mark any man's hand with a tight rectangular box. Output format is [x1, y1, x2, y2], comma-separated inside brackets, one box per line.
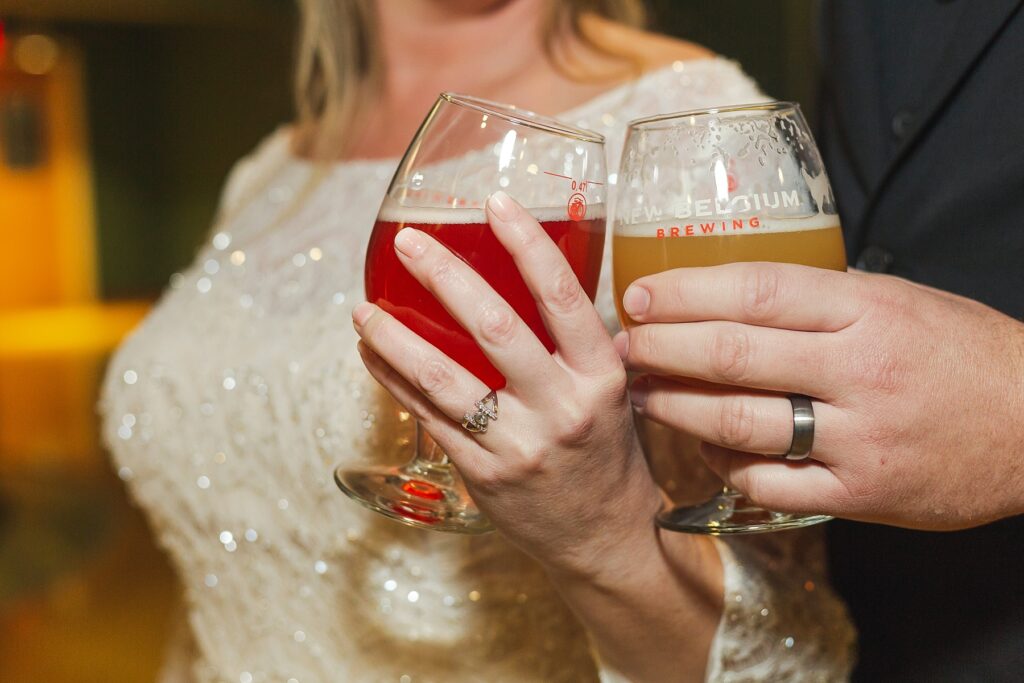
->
[614, 262, 1024, 530]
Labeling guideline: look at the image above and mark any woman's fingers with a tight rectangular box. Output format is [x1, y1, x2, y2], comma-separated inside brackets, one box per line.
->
[485, 192, 619, 376]
[622, 262, 864, 332]
[356, 342, 486, 475]
[616, 321, 839, 399]
[353, 302, 493, 430]
[391, 225, 567, 397]
[699, 442, 847, 515]
[629, 376, 843, 464]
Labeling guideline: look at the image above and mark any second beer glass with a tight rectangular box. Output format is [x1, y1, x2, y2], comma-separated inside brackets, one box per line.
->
[336, 93, 606, 533]
[614, 102, 845, 534]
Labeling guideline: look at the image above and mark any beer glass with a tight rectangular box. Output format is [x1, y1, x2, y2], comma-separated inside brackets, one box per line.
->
[614, 102, 844, 534]
[336, 93, 606, 534]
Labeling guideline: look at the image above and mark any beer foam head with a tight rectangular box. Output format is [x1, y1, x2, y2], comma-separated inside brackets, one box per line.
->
[378, 201, 606, 226]
[613, 213, 840, 238]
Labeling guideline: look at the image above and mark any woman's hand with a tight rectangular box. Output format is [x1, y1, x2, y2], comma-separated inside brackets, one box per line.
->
[615, 262, 1024, 530]
[352, 192, 722, 683]
[353, 191, 661, 574]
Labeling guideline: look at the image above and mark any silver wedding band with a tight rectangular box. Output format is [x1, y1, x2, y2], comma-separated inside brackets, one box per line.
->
[786, 395, 815, 460]
[462, 391, 498, 434]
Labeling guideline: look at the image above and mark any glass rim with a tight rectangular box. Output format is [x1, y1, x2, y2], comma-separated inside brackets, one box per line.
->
[627, 100, 801, 130]
[440, 92, 604, 144]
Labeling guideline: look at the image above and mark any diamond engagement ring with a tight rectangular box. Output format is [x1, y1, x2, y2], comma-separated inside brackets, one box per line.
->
[461, 391, 498, 434]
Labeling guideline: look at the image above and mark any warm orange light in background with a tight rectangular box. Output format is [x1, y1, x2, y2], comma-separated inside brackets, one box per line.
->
[0, 302, 147, 356]
[0, 57, 163, 677]
[1, 37, 161, 682]
[1, 32, 97, 308]
[0, 302, 147, 468]
[0, 30, 146, 468]
[13, 34, 60, 75]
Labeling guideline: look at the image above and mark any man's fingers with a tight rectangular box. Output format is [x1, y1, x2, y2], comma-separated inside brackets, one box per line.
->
[630, 376, 843, 463]
[618, 321, 839, 399]
[622, 262, 863, 332]
[699, 442, 846, 514]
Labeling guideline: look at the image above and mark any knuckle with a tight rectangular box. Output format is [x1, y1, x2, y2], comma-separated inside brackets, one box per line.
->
[541, 269, 584, 316]
[716, 396, 756, 449]
[555, 402, 597, 445]
[517, 446, 548, 476]
[740, 264, 782, 321]
[863, 351, 903, 395]
[861, 277, 907, 316]
[708, 327, 753, 384]
[477, 303, 518, 346]
[415, 357, 454, 396]
[848, 341, 905, 396]
[601, 365, 629, 396]
[587, 369, 630, 414]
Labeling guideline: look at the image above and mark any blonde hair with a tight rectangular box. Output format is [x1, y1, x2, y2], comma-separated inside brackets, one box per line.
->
[293, 0, 646, 159]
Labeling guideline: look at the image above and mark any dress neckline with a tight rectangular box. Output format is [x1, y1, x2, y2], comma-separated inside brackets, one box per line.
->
[277, 57, 735, 173]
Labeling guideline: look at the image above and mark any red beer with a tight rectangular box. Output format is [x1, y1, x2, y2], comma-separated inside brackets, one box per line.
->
[365, 206, 605, 389]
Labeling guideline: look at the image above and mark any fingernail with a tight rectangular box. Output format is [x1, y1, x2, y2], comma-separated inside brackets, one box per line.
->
[613, 330, 629, 360]
[394, 228, 427, 257]
[352, 301, 375, 327]
[487, 191, 518, 221]
[622, 285, 650, 318]
[629, 377, 649, 409]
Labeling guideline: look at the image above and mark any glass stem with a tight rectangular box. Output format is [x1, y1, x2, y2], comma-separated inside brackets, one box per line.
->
[407, 422, 454, 480]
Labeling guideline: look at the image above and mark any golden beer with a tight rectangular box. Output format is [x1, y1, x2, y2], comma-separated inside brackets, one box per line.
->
[613, 221, 846, 327]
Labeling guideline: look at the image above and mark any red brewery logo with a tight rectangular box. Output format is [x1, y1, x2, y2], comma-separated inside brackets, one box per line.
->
[653, 216, 763, 238]
[567, 192, 587, 221]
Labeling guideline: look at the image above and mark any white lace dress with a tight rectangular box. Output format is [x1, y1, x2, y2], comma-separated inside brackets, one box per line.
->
[101, 58, 855, 683]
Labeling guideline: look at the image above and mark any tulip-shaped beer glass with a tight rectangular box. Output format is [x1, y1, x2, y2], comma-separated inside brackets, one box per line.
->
[614, 102, 845, 534]
[336, 93, 606, 533]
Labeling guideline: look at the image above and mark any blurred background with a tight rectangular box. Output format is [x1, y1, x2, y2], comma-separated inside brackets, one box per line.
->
[0, 1, 816, 680]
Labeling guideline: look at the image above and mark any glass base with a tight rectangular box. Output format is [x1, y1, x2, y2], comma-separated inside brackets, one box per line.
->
[657, 489, 832, 535]
[334, 464, 494, 535]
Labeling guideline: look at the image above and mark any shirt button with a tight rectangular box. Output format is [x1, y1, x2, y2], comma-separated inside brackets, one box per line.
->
[891, 110, 914, 140]
[856, 245, 894, 273]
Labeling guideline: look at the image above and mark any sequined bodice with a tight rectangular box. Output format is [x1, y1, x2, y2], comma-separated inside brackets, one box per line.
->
[101, 59, 855, 683]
